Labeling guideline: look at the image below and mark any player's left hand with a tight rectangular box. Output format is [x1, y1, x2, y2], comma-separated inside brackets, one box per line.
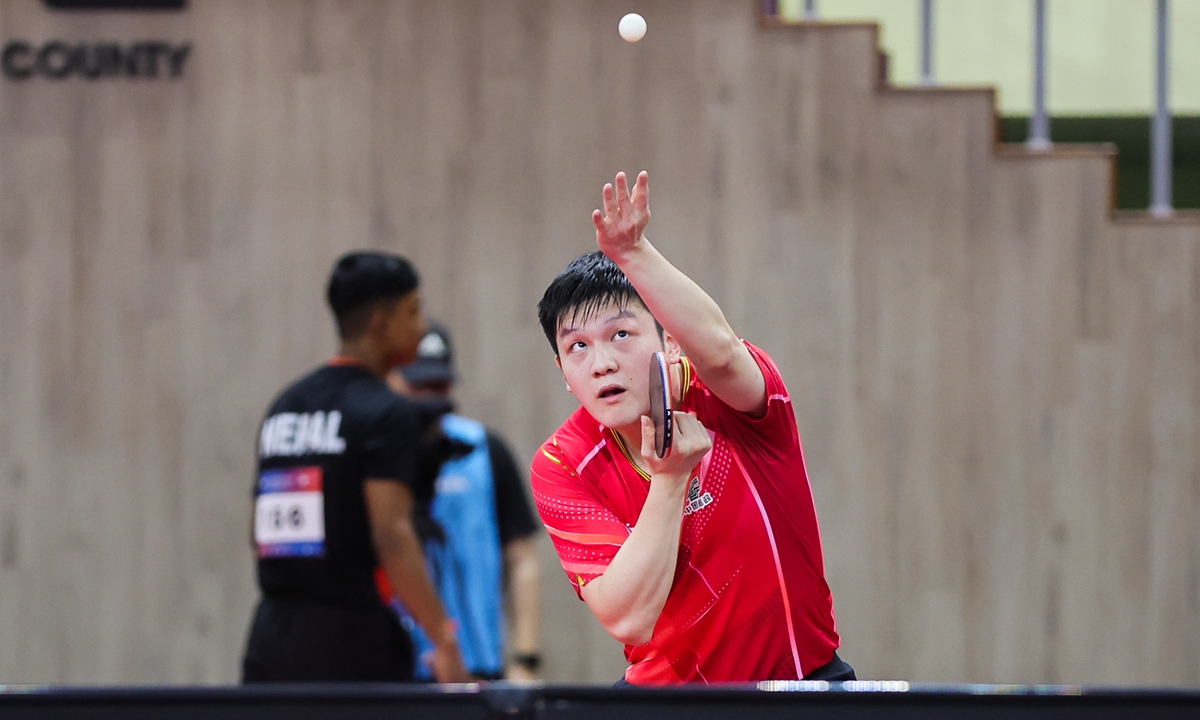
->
[640, 411, 711, 489]
[593, 171, 650, 261]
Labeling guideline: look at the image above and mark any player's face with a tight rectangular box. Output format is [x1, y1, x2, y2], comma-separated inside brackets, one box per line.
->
[382, 290, 427, 368]
[555, 301, 678, 434]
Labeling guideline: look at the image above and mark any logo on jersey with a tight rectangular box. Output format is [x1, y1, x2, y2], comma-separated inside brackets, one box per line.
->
[683, 475, 713, 515]
[259, 410, 346, 458]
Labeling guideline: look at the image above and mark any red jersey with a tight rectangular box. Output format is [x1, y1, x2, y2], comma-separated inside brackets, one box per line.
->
[531, 342, 839, 684]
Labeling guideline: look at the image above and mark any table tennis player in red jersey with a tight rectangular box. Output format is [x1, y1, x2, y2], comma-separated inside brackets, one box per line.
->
[532, 171, 854, 686]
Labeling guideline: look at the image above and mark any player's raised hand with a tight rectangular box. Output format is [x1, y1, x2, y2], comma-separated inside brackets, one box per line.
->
[593, 171, 651, 261]
[640, 411, 711, 489]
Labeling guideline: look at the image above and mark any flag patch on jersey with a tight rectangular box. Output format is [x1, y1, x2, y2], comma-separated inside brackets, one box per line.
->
[255, 466, 326, 557]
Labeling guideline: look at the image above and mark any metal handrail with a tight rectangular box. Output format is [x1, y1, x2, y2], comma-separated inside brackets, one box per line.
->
[1029, 0, 1051, 150]
[769, 0, 1175, 215]
[1152, 0, 1173, 216]
[920, 0, 934, 86]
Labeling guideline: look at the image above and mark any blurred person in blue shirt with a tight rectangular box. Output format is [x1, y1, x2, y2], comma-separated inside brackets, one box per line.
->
[384, 321, 543, 681]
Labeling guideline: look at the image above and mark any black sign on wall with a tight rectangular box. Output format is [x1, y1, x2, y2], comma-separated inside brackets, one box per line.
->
[2, 41, 190, 80]
[43, 0, 186, 9]
[1, 0, 190, 80]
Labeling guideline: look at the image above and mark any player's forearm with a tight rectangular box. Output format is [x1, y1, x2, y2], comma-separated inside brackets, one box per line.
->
[503, 537, 541, 655]
[612, 238, 743, 374]
[582, 473, 686, 645]
[373, 523, 456, 647]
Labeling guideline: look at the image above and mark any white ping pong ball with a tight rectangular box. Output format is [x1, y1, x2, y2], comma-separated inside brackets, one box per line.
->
[619, 13, 647, 42]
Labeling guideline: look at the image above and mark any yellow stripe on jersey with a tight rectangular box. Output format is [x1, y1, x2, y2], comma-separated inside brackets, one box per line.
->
[680, 356, 693, 404]
[539, 446, 582, 478]
[609, 428, 651, 483]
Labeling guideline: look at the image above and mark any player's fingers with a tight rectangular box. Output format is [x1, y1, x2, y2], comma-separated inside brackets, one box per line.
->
[672, 411, 697, 438]
[639, 415, 656, 459]
[602, 183, 618, 219]
[615, 172, 632, 215]
[592, 208, 606, 232]
[673, 412, 711, 452]
[614, 171, 628, 197]
[634, 171, 650, 208]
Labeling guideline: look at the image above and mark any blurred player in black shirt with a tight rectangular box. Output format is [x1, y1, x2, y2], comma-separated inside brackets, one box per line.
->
[242, 251, 470, 683]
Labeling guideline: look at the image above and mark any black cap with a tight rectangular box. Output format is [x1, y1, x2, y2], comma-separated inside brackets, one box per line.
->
[402, 321, 455, 385]
[326, 250, 419, 317]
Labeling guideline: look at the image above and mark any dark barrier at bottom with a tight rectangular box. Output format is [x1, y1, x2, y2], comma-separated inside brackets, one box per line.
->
[2, 682, 1199, 720]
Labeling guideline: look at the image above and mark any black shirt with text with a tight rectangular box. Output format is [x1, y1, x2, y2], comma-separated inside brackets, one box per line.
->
[253, 364, 421, 609]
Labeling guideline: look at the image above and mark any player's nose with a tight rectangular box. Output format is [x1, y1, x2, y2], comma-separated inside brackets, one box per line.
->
[590, 345, 619, 376]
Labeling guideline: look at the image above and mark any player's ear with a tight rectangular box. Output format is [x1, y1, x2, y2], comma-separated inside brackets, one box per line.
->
[663, 331, 682, 365]
[366, 302, 390, 339]
[554, 356, 571, 392]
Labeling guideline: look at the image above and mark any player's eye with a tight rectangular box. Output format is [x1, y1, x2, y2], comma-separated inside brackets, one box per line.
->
[570, 341, 587, 352]
[613, 330, 630, 340]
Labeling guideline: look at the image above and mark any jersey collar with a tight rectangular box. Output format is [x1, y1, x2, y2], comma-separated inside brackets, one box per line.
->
[606, 357, 694, 484]
[608, 429, 651, 483]
[328, 355, 370, 368]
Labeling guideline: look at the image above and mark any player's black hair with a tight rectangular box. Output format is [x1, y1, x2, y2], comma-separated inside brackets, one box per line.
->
[537, 251, 662, 356]
[326, 250, 420, 340]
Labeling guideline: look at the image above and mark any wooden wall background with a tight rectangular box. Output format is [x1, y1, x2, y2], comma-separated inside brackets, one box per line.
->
[0, 0, 1196, 685]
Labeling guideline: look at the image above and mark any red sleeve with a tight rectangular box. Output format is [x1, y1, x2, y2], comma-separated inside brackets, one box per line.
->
[530, 441, 630, 599]
[682, 341, 800, 460]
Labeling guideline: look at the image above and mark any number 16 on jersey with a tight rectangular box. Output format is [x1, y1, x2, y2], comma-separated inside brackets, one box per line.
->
[255, 466, 326, 557]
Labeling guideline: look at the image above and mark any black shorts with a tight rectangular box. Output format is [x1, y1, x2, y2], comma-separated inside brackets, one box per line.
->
[803, 651, 856, 681]
[242, 597, 415, 683]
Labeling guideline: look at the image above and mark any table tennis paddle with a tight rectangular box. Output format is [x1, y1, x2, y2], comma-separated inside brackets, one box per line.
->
[649, 351, 672, 458]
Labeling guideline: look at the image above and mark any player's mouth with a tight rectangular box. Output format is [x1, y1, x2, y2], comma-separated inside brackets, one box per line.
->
[597, 385, 626, 402]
